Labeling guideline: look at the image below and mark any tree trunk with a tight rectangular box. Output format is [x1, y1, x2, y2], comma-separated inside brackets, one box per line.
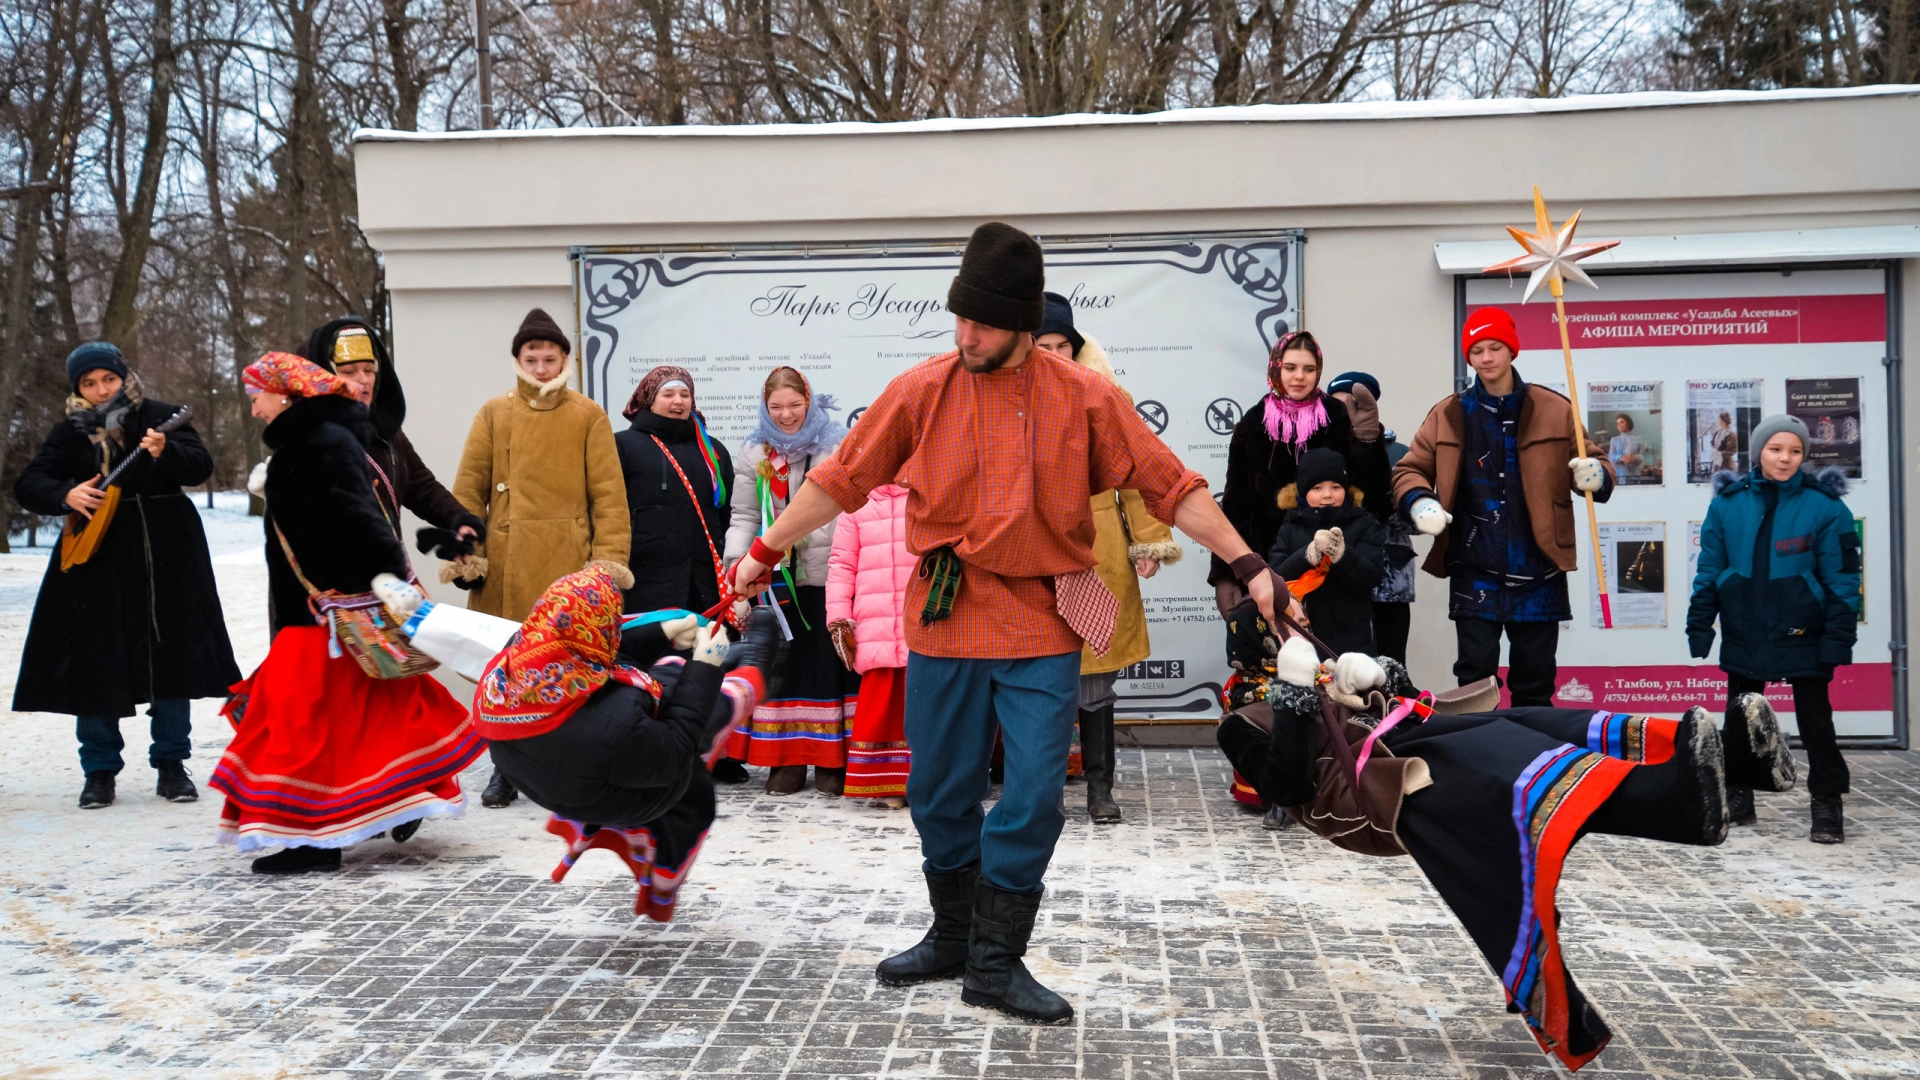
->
[99, 0, 178, 345]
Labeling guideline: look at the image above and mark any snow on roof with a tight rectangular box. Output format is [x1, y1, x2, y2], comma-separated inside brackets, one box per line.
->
[353, 85, 1920, 144]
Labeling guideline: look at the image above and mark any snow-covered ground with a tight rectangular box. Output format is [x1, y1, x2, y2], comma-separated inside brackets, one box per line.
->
[1, 493, 1917, 1077]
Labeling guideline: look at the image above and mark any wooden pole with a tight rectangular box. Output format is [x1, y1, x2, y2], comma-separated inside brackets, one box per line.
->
[1547, 276, 1610, 631]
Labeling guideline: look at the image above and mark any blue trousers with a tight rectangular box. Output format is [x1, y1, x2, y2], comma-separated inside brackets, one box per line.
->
[77, 699, 191, 774]
[904, 651, 1080, 893]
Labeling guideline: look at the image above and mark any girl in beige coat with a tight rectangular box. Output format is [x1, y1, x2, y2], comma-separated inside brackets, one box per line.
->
[453, 307, 631, 807]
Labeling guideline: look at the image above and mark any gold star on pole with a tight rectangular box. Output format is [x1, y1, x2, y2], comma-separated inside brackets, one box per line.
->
[1480, 187, 1621, 627]
[1483, 186, 1621, 302]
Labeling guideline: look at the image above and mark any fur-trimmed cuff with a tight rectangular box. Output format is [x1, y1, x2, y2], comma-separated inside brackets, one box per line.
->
[438, 556, 489, 584]
[1266, 680, 1319, 720]
[585, 559, 635, 590]
[1128, 540, 1184, 566]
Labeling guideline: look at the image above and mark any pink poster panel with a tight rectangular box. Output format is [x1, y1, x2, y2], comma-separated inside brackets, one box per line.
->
[1492, 662, 1893, 714]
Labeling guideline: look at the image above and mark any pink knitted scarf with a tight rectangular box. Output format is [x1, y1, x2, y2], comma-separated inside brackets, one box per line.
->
[1261, 391, 1328, 452]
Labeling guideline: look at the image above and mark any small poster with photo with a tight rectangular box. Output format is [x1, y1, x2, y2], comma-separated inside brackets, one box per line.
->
[1786, 377, 1863, 479]
[1587, 382, 1662, 486]
[1686, 379, 1763, 483]
[1591, 521, 1667, 628]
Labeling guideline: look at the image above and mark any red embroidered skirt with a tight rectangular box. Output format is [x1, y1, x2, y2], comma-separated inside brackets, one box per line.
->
[843, 666, 910, 799]
[211, 627, 485, 853]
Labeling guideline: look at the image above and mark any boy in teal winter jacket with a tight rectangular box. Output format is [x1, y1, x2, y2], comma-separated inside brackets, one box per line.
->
[1687, 414, 1859, 843]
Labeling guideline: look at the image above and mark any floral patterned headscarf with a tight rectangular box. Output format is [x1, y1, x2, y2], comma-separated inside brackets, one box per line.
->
[242, 351, 354, 399]
[473, 564, 656, 741]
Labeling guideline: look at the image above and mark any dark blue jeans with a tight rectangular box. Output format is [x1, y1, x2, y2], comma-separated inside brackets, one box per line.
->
[77, 699, 191, 774]
[903, 651, 1080, 893]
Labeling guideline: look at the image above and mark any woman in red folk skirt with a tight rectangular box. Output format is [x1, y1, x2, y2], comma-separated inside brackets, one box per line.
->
[212, 352, 483, 873]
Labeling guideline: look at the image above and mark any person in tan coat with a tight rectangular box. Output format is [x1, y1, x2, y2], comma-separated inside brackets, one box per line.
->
[1389, 307, 1612, 707]
[1033, 293, 1181, 824]
[454, 307, 631, 807]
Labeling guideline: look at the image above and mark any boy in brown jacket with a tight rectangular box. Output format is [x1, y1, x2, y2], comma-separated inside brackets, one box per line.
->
[455, 307, 631, 806]
[1389, 307, 1613, 706]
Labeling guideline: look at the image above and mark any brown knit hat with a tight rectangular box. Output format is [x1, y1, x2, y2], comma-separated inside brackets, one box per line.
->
[512, 308, 571, 356]
[625, 365, 695, 420]
[947, 222, 1045, 333]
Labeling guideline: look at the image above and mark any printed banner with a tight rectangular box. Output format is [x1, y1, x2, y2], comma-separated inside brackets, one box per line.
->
[1591, 521, 1666, 628]
[1587, 382, 1663, 486]
[1494, 293, 1887, 350]
[1786, 376, 1863, 478]
[575, 235, 1303, 717]
[1686, 379, 1762, 483]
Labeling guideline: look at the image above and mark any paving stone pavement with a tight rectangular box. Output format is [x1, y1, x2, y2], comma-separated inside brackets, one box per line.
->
[3, 742, 1917, 1079]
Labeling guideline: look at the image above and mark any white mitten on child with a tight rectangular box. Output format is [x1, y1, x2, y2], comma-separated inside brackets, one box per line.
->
[1409, 497, 1453, 536]
[1323, 526, 1346, 563]
[690, 621, 730, 667]
[1330, 652, 1386, 696]
[1305, 529, 1332, 563]
[1275, 635, 1322, 687]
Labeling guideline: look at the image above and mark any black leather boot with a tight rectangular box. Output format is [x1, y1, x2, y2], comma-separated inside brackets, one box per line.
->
[155, 761, 198, 803]
[960, 881, 1073, 1025]
[482, 768, 517, 807]
[1080, 706, 1120, 823]
[1810, 795, 1845, 844]
[79, 772, 115, 810]
[1725, 693, 1798, 793]
[876, 861, 980, 986]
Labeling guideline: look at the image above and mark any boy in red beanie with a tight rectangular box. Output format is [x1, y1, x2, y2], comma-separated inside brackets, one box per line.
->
[1388, 307, 1614, 705]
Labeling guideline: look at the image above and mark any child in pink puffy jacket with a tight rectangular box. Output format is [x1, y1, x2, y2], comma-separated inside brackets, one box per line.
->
[824, 484, 912, 807]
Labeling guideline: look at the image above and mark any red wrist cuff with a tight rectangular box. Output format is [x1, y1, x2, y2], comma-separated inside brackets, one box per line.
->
[750, 536, 786, 566]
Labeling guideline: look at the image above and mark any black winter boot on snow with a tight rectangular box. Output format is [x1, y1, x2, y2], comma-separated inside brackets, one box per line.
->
[251, 846, 342, 874]
[1080, 706, 1121, 824]
[391, 818, 422, 843]
[1726, 786, 1757, 826]
[482, 768, 518, 807]
[1262, 804, 1293, 830]
[79, 772, 115, 810]
[1810, 795, 1845, 844]
[155, 761, 198, 803]
[1725, 693, 1798, 793]
[960, 881, 1073, 1025]
[876, 861, 979, 986]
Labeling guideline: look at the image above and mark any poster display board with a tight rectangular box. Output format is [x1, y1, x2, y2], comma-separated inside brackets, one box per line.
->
[1465, 269, 1895, 740]
[575, 234, 1304, 717]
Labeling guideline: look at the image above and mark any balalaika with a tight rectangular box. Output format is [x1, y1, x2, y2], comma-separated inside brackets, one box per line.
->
[59, 405, 194, 572]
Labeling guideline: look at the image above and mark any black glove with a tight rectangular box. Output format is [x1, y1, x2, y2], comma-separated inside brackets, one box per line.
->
[415, 518, 486, 561]
[451, 575, 484, 592]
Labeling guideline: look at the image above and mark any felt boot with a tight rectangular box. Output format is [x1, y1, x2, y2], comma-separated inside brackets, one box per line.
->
[961, 881, 1073, 1025]
[765, 766, 807, 796]
[391, 818, 422, 843]
[1725, 693, 1798, 793]
[79, 772, 115, 810]
[251, 846, 342, 874]
[815, 767, 846, 797]
[155, 761, 198, 803]
[710, 759, 750, 785]
[481, 768, 517, 807]
[1810, 795, 1845, 844]
[1726, 786, 1757, 826]
[876, 861, 979, 986]
[1079, 707, 1120, 823]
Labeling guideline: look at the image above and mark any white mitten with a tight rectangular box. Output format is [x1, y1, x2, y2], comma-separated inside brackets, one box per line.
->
[1331, 652, 1385, 696]
[1324, 527, 1347, 564]
[1275, 635, 1321, 687]
[1570, 457, 1605, 493]
[658, 613, 701, 650]
[371, 573, 425, 618]
[247, 459, 269, 498]
[1304, 529, 1332, 564]
[1410, 497, 1452, 536]
[689, 621, 730, 667]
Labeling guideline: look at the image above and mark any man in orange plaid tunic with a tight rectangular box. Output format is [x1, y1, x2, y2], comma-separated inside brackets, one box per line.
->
[730, 222, 1290, 1025]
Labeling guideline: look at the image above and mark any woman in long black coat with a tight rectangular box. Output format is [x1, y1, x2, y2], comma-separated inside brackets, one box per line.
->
[1211, 331, 1390, 612]
[12, 342, 240, 809]
[614, 366, 734, 614]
